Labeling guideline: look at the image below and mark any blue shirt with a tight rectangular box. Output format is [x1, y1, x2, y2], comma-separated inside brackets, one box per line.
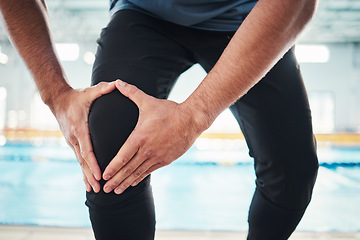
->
[110, 0, 258, 31]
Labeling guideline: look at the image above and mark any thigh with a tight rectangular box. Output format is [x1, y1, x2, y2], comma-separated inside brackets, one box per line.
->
[230, 48, 318, 209]
[91, 9, 194, 98]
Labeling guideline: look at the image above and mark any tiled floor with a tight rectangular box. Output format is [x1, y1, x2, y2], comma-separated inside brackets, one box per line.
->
[0, 225, 359, 240]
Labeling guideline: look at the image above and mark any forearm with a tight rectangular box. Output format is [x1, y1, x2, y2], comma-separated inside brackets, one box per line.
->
[0, 0, 71, 110]
[182, 0, 317, 131]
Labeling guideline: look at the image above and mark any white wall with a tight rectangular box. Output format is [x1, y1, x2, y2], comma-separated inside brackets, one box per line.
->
[0, 41, 96, 130]
[300, 43, 360, 132]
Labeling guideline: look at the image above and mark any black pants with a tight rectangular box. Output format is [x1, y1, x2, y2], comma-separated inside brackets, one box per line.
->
[86, 9, 319, 240]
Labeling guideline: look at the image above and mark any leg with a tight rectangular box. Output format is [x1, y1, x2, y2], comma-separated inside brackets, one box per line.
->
[229, 48, 319, 239]
[87, 10, 194, 240]
[187, 29, 317, 239]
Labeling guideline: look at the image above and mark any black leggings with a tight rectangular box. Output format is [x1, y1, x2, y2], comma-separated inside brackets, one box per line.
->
[86, 9, 319, 240]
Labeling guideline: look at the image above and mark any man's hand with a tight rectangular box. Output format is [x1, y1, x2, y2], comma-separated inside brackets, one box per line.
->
[0, 0, 116, 192]
[51, 81, 116, 193]
[102, 80, 204, 194]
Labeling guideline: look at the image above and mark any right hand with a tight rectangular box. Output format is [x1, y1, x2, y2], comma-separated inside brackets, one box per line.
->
[50, 81, 116, 192]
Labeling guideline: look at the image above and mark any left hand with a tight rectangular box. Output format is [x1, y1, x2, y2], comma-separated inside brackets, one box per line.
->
[102, 80, 203, 194]
[50, 81, 117, 193]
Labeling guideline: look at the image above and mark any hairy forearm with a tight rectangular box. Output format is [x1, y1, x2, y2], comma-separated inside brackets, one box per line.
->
[183, 0, 317, 131]
[0, 0, 71, 109]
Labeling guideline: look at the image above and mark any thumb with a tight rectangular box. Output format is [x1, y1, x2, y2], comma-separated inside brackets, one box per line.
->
[87, 81, 117, 100]
[115, 79, 151, 107]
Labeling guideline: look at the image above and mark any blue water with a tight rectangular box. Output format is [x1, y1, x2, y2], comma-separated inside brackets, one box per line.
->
[0, 139, 359, 231]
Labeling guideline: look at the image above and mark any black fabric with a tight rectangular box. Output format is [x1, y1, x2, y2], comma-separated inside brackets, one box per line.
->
[86, 176, 155, 240]
[247, 189, 306, 240]
[86, 9, 318, 240]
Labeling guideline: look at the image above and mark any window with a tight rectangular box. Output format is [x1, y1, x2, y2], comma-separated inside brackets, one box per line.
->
[308, 91, 335, 133]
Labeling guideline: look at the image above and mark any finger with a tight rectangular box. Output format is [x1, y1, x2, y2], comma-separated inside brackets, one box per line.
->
[102, 135, 139, 181]
[127, 159, 158, 187]
[82, 170, 92, 192]
[75, 123, 101, 180]
[69, 138, 100, 193]
[104, 156, 152, 194]
[115, 80, 153, 108]
[82, 164, 101, 193]
[102, 147, 141, 193]
[87, 81, 116, 100]
[130, 163, 163, 187]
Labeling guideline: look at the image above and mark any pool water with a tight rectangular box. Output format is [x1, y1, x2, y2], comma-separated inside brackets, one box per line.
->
[0, 139, 359, 231]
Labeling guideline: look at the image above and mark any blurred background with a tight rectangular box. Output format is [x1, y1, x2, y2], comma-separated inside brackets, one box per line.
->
[0, 0, 360, 235]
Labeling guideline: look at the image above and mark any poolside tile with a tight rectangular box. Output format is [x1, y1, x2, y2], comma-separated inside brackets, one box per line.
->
[1, 225, 360, 240]
[155, 230, 247, 240]
[0, 231, 29, 240]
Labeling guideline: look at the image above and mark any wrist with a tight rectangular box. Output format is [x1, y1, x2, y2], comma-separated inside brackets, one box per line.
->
[41, 78, 73, 114]
[179, 99, 217, 134]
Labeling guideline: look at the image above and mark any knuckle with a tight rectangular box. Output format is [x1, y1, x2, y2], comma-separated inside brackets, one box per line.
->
[109, 180, 120, 189]
[159, 160, 169, 167]
[128, 85, 138, 95]
[121, 157, 129, 164]
[81, 150, 93, 159]
[124, 168, 132, 176]
[143, 149, 153, 158]
[78, 160, 85, 167]
[73, 127, 89, 141]
[73, 123, 87, 135]
[98, 82, 106, 88]
[85, 100, 92, 109]
[82, 174, 87, 182]
[80, 150, 86, 157]
[122, 182, 130, 189]
[72, 127, 80, 138]
[83, 147, 92, 154]
[137, 137, 147, 147]
[88, 178, 96, 185]
[133, 170, 141, 178]
[67, 136, 77, 146]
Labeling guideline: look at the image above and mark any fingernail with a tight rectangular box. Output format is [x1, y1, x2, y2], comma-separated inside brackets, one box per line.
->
[94, 173, 100, 181]
[103, 175, 110, 180]
[117, 80, 126, 87]
[104, 186, 111, 193]
[115, 187, 123, 194]
[131, 181, 137, 187]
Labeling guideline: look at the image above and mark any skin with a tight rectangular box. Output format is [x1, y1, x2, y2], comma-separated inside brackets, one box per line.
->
[0, 0, 117, 193]
[0, 0, 318, 194]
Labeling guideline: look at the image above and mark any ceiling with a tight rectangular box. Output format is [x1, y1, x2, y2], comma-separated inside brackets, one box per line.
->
[1, 0, 360, 44]
[301, 0, 360, 43]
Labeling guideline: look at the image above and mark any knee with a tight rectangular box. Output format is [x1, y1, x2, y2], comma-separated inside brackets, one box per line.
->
[258, 150, 319, 210]
[282, 150, 319, 209]
[286, 151, 319, 208]
[88, 90, 139, 171]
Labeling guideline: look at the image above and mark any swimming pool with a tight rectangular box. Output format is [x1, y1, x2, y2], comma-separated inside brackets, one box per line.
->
[0, 138, 359, 232]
